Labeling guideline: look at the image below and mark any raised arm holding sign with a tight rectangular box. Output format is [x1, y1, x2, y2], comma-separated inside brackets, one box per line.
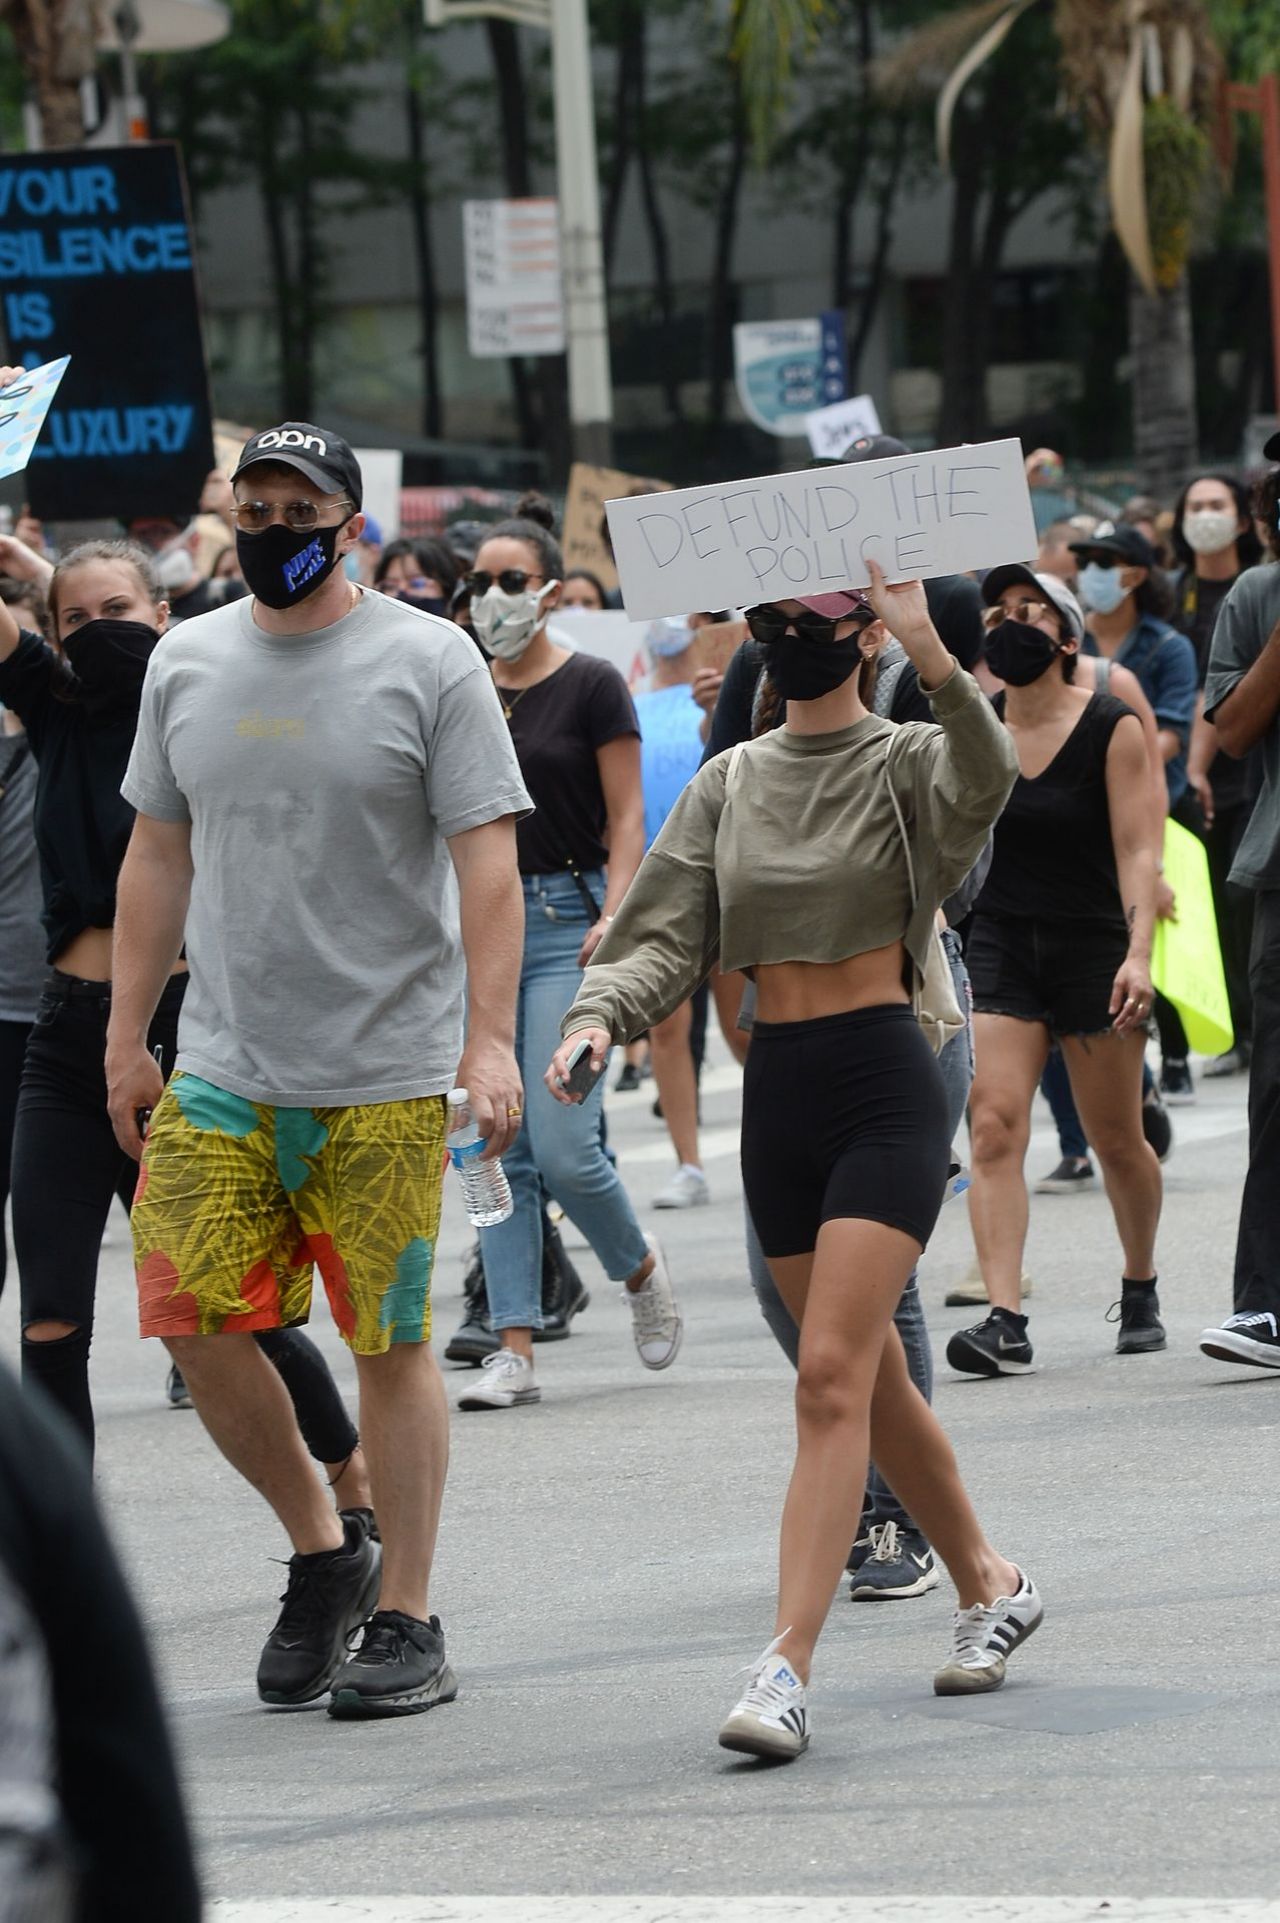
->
[604, 439, 1037, 619]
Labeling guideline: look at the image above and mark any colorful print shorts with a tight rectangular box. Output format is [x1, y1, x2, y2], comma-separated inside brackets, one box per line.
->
[132, 1073, 447, 1353]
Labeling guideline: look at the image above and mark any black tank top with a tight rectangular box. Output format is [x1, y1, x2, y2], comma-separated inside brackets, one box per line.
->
[976, 691, 1134, 928]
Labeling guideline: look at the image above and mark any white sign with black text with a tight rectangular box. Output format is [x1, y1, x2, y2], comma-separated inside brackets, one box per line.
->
[605, 438, 1035, 619]
[804, 392, 883, 460]
[463, 198, 565, 359]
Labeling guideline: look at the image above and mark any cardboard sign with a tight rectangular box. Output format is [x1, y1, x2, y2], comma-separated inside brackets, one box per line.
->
[0, 354, 69, 479]
[562, 462, 671, 595]
[1152, 819, 1234, 1055]
[606, 438, 1037, 620]
[734, 313, 845, 437]
[690, 619, 747, 677]
[0, 145, 214, 520]
[805, 392, 882, 460]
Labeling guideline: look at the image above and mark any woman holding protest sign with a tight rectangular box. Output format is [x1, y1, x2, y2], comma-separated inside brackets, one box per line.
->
[952, 564, 1165, 1379]
[549, 559, 1039, 1762]
[449, 494, 683, 1410]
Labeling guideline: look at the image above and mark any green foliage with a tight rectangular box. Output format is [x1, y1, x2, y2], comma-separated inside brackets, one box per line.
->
[726, 0, 826, 163]
[0, 24, 23, 151]
[1143, 94, 1211, 289]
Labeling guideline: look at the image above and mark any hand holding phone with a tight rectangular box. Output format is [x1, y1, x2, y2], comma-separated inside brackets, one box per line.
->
[561, 1037, 606, 1103]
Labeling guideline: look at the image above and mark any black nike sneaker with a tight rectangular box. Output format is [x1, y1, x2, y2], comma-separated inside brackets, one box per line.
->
[329, 1610, 458, 1719]
[1109, 1281, 1167, 1355]
[256, 1516, 382, 1706]
[947, 1307, 1034, 1377]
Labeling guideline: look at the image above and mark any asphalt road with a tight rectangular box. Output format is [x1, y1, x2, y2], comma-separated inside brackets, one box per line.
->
[6, 1044, 1277, 1917]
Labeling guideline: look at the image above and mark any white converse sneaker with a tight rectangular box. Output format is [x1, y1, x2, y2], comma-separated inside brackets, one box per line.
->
[457, 1349, 541, 1410]
[625, 1234, 682, 1370]
[934, 1567, 1043, 1695]
[653, 1164, 710, 1210]
[718, 1633, 809, 1760]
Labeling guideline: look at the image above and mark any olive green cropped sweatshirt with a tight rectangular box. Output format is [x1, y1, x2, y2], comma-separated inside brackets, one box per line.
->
[562, 663, 1018, 1045]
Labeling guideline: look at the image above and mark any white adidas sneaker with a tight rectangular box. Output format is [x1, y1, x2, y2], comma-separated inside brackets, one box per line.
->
[933, 1567, 1043, 1695]
[718, 1634, 809, 1760]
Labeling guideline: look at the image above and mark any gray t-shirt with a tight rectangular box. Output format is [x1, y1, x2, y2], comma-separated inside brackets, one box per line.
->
[0, 741, 47, 1025]
[123, 592, 532, 1105]
[1204, 562, 1280, 891]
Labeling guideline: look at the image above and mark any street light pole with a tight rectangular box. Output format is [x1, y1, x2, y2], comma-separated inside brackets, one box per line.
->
[425, 0, 615, 465]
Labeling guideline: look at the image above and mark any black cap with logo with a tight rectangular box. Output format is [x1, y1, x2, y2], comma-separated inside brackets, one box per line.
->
[232, 422, 363, 509]
[1068, 521, 1157, 571]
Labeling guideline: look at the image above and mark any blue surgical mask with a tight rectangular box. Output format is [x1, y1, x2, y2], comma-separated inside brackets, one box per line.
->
[646, 616, 693, 661]
[1078, 562, 1129, 616]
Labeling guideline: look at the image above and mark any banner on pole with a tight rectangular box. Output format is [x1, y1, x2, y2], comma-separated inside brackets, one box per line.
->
[733, 312, 846, 437]
[606, 438, 1037, 620]
[0, 144, 214, 521]
[463, 199, 565, 359]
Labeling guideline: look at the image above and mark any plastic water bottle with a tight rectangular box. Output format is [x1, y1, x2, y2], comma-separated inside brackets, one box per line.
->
[446, 1087, 514, 1227]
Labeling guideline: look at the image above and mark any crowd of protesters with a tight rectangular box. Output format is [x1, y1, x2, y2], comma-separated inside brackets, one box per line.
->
[2, 361, 1280, 1887]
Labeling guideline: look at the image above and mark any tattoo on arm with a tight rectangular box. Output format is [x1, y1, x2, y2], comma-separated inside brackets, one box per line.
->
[1127, 905, 1136, 931]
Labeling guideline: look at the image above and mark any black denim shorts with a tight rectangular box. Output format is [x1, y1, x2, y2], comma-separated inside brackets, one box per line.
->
[967, 913, 1133, 1038]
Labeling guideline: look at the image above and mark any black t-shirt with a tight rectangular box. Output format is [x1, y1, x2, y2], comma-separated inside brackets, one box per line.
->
[1172, 568, 1253, 813]
[0, 632, 142, 963]
[976, 691, 1133, 928]
[499, 650, 639, 875]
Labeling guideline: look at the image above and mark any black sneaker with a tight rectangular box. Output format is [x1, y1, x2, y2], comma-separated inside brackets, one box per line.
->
[166, 1364, 192, 1409]
[1142, 1086, 1174, 1162]
[329, 1610, 458, 1719]
[256, 1518, 382, 1706]
[339, 1506, 381, 1545]
[614, 1062, 642, 1092]
[947, 1308, 1034, 1377]
[847, 1521, 940, 1600]
[533, 1212, 591, 1343]
[1159, 1057, 1195, 1106]
[1034, 1155, 1095, 1195]
[1199, 1310, 1280, 1369]
[1108, 1281, 1167, 1354]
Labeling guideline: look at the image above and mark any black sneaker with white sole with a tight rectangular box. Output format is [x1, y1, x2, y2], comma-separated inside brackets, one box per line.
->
[1141, 1086, 1173, 1162]
[256, 1516, 382, 1706]
[1034, 1155, 1095, 1195]
[1199, 1310, 1280, 1369]
[1108, 1281, 1166, 1354]
[329, 1610, 458, 1719]
[946, 1307, 1033, 1377]
[1159, 1057, 1195, 1105]
[847, 1521, 939, 1601]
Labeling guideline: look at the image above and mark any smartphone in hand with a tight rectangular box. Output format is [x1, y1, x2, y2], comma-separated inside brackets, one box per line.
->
[561, 1038, 606, 1103]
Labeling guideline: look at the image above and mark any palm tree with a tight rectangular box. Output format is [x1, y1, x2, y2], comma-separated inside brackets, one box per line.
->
[886, 0, 1225, 494]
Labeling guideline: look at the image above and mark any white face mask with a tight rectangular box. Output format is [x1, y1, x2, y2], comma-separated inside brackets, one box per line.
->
[472, 580, 559, 662]
[1181, 509, 1238, 557]
[646, 616, 694, 662]
[156, 543, 198, 595]
[1077, 562, 1130, 616]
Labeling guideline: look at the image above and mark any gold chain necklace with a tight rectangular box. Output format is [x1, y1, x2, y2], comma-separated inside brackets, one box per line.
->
[497, 682, 533, 722]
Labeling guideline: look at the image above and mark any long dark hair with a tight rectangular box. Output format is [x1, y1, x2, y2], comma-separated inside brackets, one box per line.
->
[374, 536, 460, 598]
[1170, 474, 1262, 572]
[1255, 467, 1280, 563]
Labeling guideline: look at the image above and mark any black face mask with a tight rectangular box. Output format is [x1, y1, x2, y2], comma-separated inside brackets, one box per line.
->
[759, 626, 863, 704]
[982, 620, 1062, 687]
[397, 591, 448, 617]
[62, 619, 158, 718]
[235, 519, 347, 610]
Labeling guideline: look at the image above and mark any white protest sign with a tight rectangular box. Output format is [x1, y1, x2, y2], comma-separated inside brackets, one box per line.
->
[0, 355, 69, 480]
[805, 392, 882, 460]
[546, 608, 652, 689]
[605, 438, 1036, 620]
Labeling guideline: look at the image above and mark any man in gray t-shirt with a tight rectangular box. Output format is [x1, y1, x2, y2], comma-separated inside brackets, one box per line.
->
[1200, 444, 1280, 1368]
[106, 422, 531, 1721]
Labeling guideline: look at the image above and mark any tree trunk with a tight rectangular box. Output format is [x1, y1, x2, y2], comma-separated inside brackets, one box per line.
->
[938, 129, 982, 444]
[631, 11, 683, 423]
[257, 116, 299, 420]
[485, 18, 542, 451]
[706, 83, 748, 432]
[602, 1, 636, 275]
[8, 0, 94, 147]
[405, 69, 443, 440]
[292, 96, 318, 420]
[847, 115, 907, 391]
[1128, 273, 1197, 496]
[831, 0, 875, 318]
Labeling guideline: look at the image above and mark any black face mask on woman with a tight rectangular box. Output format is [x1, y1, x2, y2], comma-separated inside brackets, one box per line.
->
[62, 620, 158, 718]
[981, 620, 1063, 688]
[397, 591, 448, 617]
[235, 520, 347, 610]
[759, 626, 863, 704]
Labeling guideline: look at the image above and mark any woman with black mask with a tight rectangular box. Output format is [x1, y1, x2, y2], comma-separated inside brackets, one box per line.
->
[954, 565, 1164, 1378]
[549, 565, 1038, 1762]
[0, 535, 373, 1499]
[373, 537, 459, 616]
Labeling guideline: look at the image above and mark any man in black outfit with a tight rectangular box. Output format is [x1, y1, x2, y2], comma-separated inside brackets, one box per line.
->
[1199, 436, 1280, 1368]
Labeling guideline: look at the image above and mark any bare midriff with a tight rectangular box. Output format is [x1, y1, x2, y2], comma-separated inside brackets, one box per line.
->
[754, 938, 910, 1024]
[54, 926, 187, 985]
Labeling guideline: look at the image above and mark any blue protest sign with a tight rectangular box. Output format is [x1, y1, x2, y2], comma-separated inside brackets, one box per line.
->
[0, 144, 214, 520]
[733, 311, 846, 438]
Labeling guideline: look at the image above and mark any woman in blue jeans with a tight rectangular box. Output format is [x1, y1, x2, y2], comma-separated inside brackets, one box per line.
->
[450, 495, 682, 1409]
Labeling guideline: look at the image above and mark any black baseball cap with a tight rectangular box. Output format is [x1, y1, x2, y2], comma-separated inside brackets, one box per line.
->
[1068, 521, 1156, 570]
[842, 432, 910, 462]
[232, 422, 363, 509]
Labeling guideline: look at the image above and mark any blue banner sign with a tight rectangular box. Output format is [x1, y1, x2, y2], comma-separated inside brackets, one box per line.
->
[733, 311, 846, 437]
[0, 144, 214, 520]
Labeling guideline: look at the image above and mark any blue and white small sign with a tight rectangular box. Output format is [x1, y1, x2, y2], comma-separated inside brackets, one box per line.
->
[733, 311, 846, 438]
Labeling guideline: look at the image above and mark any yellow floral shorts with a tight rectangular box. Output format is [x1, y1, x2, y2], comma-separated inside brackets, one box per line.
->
[132, 1073, 446, 1353]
